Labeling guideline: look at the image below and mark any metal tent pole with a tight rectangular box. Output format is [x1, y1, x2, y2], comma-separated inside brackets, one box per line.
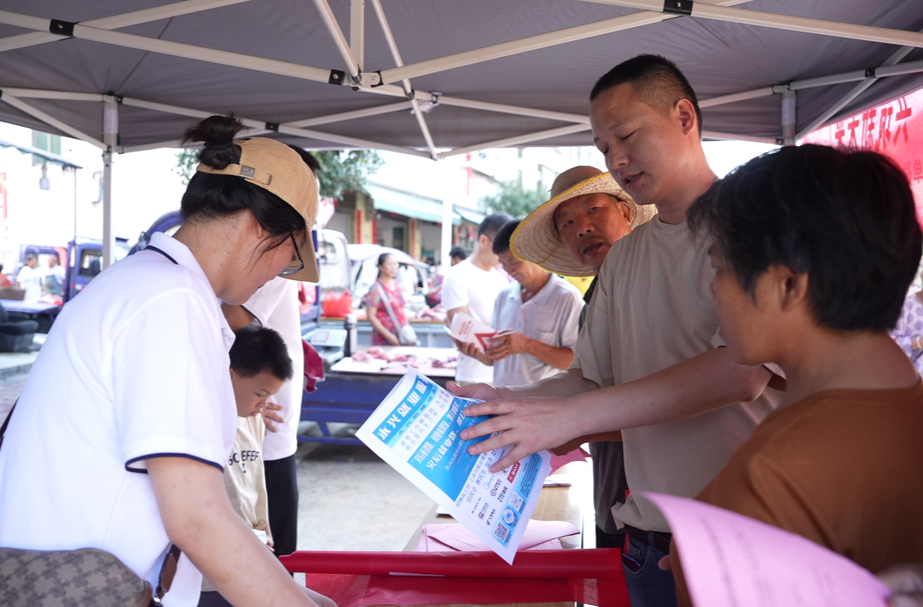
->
[0, 0, 252, 54]
[313, 0, 362, 80]
[591, 0, 923, 48]
[701, 130, 778, 144]
[287, 102, 413, 128]
[351, 0, 365, 73]
[441, 198, 453, 269]
[369, 0, 438, 159]
[435, 97, 589, 124]
[795, 42, 919, 141]
[102, 96, 118, 270]
[0, 91, 105, 148]
[781, 89, 796, 145]
[379, 0, 753, 84]
[438, 124, 591, 159]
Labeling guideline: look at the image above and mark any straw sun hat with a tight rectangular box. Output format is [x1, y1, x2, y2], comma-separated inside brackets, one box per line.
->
[510, 166, 656, 277]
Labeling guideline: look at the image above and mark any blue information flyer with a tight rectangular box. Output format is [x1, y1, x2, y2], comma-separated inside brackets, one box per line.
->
[356, 369, 552, 564]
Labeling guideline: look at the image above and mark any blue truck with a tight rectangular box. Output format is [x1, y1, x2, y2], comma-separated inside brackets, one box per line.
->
[2, 238, 130, 332]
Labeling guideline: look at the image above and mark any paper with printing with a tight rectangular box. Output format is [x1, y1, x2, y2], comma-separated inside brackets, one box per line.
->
[357, 369, 551, 564]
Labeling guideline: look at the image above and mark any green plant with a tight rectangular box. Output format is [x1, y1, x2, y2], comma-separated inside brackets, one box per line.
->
[479, 180, 547, 217]
[173, 148, 199, 185]
[312, 150, 384, 200]
[172, 148, 384, 198]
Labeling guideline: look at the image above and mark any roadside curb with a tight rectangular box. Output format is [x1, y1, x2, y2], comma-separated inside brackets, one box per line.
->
[0, 362, 33, 380]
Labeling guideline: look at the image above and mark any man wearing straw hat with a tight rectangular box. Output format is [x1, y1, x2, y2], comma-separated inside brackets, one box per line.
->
[454, 54, 780, 607]
[511, 164, 654, 553]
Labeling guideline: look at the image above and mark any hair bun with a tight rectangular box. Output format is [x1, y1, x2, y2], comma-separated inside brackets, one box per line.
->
[182, 114, 244, 170]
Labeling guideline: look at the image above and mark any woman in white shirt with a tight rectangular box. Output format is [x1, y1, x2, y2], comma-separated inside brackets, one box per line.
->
[0, 115, 326, 607]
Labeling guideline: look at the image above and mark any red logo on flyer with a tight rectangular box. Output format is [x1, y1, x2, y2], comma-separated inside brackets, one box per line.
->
[475, 332, 497, 351]
[507, 461, 520, 483]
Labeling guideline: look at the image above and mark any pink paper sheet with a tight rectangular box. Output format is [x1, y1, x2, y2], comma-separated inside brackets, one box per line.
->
[412, 520, 578, 552]
[645, 492, 891, 607]
[549, 447, 588, 473]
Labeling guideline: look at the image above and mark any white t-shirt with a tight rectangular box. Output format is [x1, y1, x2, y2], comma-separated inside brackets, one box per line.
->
[16, 264, 41, 300]
[243, 277, 304, 461]
[201, 415, 269, 593]
[490, 275, 583, 387]
[441, 258, 509, 383]
[0, 233, 236, 605]
[574, 218, 780, 533]
[42, 264, 66, 293]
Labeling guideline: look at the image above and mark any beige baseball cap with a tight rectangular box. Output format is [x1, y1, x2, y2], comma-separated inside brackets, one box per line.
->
[511, 166, 656, 277]
[197, 137, 320, 282]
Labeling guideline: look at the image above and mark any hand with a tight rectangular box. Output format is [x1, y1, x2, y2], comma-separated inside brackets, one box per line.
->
[878, 564, 923, 607]
[304, 587, 338, 607]
[261, 403, 284, 432]
[550, 430, 623, 455]
[447, 380, 502, 402]
[550, 436, 588, 456]
[486, 330, 531, 361]
[453, 338, 491, 365]
[459, 395, 579, 472]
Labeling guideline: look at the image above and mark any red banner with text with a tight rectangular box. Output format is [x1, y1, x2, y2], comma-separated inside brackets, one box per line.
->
[802, 88, 923, 226]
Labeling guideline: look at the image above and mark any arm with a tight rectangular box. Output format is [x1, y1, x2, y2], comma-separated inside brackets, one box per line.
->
[449, 366, 598, 401]
[221, 303, 257, 331]
[445, 304, 470, 326]
[148, 457, 319, 607]
[367, 305, 401, 346]
[486, 330, 575, 370]
[461, 347, 771, 471]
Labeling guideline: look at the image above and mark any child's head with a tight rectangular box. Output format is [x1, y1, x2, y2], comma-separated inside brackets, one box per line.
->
[688, 144, 922, 363]
[229, 325, 294, 417]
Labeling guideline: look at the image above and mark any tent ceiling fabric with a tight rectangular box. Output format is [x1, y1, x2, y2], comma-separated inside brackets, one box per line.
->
[1, 0, 923, 156]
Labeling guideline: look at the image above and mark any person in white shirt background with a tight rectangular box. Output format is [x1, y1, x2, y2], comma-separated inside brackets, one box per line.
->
[459, 218, 583, 388]
[441, 212, 512, 383]
[15, 254, 41, 301]
[42, 253, 66, 297]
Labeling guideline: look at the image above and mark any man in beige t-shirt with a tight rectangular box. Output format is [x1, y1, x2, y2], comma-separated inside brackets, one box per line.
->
[454, 55, 780, 607]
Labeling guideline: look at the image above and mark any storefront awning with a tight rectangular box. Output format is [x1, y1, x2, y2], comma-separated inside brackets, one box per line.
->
[0, 138, 82, 169]
[365, 183, 461, 225]
[453, 206, 485, 226]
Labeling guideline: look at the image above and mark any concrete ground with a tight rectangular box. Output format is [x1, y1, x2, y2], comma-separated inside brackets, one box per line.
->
[0, 342, 436, 553]
[295, 435, 436, 551]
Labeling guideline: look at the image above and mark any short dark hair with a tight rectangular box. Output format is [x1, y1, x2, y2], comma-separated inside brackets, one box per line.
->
[492, 219, 522, 255]
[688, 144, 922, 332]
[448, 246, 467, 261]
[229, 325, 294, 381]
[180, 115, 305, 256]
[479, 212, 513, 240]
[287, 145, 321, 174]
[590, 54, 703, 137]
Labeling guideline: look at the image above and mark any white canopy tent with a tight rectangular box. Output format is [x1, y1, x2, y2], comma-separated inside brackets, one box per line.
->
[1, 0, 923, 265]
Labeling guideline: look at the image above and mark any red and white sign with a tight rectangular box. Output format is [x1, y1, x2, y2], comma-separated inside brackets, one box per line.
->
[802, 89, 923, 225]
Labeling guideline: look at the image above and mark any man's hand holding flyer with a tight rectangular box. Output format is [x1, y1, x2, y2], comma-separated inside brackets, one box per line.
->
[356, 370, 551, 564]
[447, 311, 497, 352]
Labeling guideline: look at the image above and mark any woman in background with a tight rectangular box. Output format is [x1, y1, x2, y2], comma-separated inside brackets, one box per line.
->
[363, 252, 413, 346]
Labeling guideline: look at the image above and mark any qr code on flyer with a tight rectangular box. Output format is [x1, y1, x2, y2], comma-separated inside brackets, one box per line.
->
[493, 523, 510, 543]
[509, 492, 524, 512]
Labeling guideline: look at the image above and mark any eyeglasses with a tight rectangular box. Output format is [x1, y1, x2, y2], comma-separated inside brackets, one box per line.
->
[278, 234, 304, 277]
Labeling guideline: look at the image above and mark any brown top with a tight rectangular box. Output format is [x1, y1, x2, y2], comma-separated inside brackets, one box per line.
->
[676, 381, 923, 606]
